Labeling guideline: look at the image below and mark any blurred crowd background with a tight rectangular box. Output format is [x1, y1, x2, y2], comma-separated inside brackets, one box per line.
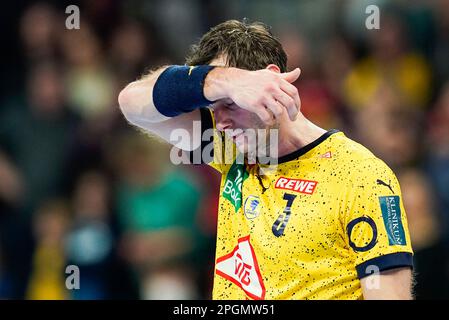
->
[0, 0, 448, 300]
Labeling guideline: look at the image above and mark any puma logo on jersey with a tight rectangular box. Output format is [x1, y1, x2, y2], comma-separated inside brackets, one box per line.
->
[215, 235, 266, 300]
[275, 177, 318, 195]
[376, 179, 394, 194]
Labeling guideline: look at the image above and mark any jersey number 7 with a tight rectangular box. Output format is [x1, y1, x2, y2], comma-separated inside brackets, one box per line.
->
[272, 193, 297, 237]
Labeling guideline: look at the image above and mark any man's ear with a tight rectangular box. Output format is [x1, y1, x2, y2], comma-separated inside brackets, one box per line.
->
[266, 64, 281, 73]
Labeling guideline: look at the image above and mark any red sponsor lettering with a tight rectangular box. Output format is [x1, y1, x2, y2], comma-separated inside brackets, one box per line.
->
[234, 253, 252, 286]
[275, 177, 318, 195]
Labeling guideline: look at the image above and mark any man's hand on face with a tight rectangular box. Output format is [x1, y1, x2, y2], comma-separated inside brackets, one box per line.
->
[205, 66, 301, 125]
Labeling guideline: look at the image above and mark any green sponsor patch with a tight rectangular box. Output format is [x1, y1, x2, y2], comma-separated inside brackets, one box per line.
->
[223, 161, 249, 212]
[379, 196, 406, 245]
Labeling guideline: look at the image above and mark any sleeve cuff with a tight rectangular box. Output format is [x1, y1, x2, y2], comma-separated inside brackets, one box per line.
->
[356, 252, 413, 279]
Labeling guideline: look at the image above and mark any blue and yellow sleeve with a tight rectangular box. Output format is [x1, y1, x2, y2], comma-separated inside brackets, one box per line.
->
[342, 158, 414, 279]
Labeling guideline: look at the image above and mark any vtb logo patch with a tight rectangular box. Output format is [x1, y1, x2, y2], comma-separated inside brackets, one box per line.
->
[275, 177, 318, 195]
[223, 161, 249, 212]
[215, 235, 266, 300]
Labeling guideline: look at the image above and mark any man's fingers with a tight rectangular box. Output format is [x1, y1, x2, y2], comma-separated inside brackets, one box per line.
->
[280, 82, 300, 120]
[274, 91, 296, 120]
[280, 68, 301, 83]
[255, 106, 275, 125]
[264, 97, 284, 119]
[281, 81, 300, 103]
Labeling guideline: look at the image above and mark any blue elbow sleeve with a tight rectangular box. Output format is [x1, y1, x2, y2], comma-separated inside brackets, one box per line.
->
[152, 65, 215, 117]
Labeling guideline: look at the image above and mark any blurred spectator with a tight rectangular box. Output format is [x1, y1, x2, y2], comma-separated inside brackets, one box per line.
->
[108, 20, 159, 86]
[280, 30, 345, 130]
[110, 131, 204, 299]
[0, 61, 79, 298]
[137, 0, 203, 61]
[0, 151, 24, 297]
[58, 22, 122, 178]
[354, 85, 423, 169]
[79, 0, 121, 40]
[183, 164, 221, 298]
[60, 24, 117, 122]
[0, 62, 80, 214]
[19, 2, 60, 65]
[399, 168, 449, 299]
[424, 82, 449, 243]
[26, 199, 71, 300]
[65, 170, 115, 299]
[0, 151, 24, 209]
[321, 35, 355, 102]
[431, 0, 449, 90]
[343, 10, 432, 111]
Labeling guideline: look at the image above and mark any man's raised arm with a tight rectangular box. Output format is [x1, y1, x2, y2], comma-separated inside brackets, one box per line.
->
[118, 64, 301, 150]
[118, 65, 216, 151]
[118, 66, 172, 124]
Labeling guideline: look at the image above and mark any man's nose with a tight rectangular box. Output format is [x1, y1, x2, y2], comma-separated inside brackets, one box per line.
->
[214, 106, 233, 131]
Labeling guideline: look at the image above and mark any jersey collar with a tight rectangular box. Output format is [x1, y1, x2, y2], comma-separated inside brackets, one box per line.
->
[274, 129, 340, 164]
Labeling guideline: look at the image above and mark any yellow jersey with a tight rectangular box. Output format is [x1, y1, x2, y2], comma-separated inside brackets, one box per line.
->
[195, 108, 413, 300]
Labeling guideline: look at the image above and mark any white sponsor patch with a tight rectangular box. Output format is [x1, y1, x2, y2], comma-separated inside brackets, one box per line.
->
[215, 236, 265, 300]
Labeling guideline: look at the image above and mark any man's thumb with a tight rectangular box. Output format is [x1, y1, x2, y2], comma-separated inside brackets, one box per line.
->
[281, 68, 301, 83]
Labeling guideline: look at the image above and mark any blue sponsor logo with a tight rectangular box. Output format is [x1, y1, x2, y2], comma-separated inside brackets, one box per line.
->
[244, 196, 261, 219]
[250, 199, 259, 211]
[346, 216, 378, 252]
[379, 196, 406, 246]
